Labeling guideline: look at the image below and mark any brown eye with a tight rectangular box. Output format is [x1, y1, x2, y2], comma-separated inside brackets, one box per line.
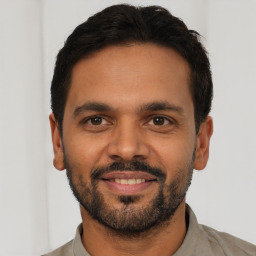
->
[90, 117, 103, 125]
[152, 116, 166, 125]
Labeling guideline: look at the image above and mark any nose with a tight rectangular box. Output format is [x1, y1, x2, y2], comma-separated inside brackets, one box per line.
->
[106, 121, 150, 162]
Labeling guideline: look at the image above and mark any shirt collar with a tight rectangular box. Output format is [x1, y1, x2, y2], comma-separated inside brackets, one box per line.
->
[72, 224, 90, 256]
[173, 204, 215, 256]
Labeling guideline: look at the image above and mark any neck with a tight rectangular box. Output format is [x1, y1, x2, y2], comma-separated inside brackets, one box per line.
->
[80, 201, 187, 256]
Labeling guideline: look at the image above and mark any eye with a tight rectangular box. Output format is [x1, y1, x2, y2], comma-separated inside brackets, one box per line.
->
[89, 116, 104, 125]
[145, 115, 176, 133]
[148, 116, 171, 126]
[152, 116, 167, 125]
[81, 115, 111, 132]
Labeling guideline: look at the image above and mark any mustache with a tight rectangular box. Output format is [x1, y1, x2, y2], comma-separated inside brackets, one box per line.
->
[91, 161, 166, 181]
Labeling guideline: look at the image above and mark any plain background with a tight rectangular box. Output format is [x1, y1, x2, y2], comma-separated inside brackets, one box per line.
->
[0, 0, 256, 255]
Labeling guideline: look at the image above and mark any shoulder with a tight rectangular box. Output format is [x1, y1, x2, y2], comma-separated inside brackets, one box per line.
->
[41, 240, 74, 256]
[200, 224, 256, 256]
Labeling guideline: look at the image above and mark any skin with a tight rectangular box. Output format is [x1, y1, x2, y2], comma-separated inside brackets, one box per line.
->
[50, 43, 213, 256]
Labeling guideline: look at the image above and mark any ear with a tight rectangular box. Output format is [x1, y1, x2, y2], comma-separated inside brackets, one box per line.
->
[49, 113, 65, 171]
[193, 116, 213, 170]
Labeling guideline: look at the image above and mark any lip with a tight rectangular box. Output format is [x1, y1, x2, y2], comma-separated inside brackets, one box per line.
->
[100, 171, 157, 195]
[101, 171, 157, 180]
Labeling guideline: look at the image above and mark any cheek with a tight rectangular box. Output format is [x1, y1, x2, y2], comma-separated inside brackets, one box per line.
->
[150, 134, 195, 178]
[63, 133, 108, 173]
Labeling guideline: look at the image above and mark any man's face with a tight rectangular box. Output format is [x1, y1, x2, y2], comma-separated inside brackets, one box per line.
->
[50, 43, 211, 235]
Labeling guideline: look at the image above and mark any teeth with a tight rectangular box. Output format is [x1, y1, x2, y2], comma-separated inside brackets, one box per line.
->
[136, 179, 142, 183]
[121, 179, 127, 184]
[115, 178, 146, 184]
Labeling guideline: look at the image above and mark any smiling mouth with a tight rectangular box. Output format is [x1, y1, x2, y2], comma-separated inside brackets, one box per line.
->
[102, 178, 156, 184]
[100, 171, 158, 194]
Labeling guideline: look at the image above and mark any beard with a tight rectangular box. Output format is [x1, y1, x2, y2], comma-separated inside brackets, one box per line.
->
[65, 154, 194, 237]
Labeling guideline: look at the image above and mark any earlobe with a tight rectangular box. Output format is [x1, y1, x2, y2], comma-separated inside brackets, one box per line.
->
[193, 116, 213, 170]
[49, 113, 65, 171]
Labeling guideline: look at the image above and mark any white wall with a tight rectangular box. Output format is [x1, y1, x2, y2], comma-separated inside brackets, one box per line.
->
[0, 0, 48, 255]
[0, 0, 255, 255]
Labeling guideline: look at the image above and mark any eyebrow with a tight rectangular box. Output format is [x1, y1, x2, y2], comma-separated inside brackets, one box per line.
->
[73, 102, 112, 117]
[73, 101, 184, 118]
[138, 101, 184, 114]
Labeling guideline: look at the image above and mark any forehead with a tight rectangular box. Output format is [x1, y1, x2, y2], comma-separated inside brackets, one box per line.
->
[65, 43, 192, 114]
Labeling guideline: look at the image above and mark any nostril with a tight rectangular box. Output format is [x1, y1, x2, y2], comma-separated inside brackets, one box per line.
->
[106, 135, 150, 162]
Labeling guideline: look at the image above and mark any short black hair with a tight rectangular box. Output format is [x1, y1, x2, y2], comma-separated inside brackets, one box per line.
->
[51, 4, 213, 134]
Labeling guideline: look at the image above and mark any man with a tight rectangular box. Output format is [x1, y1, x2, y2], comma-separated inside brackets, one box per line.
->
[44, 4, 256, 256]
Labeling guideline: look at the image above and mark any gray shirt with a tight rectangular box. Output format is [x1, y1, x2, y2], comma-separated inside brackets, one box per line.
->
[42, 205, 256, 256]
